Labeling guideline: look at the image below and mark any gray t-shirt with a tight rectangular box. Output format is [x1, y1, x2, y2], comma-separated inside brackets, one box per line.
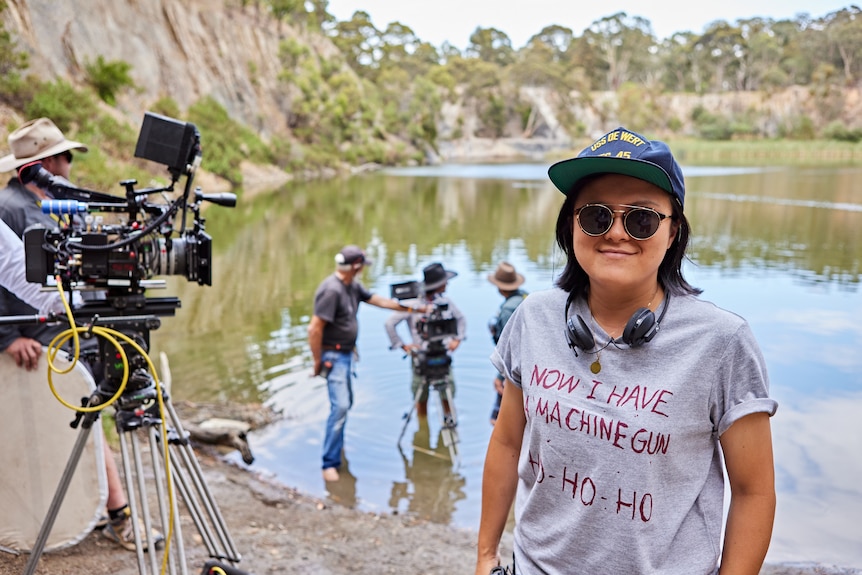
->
[491, 288, 777, 575]
[313, 273, 372, 349]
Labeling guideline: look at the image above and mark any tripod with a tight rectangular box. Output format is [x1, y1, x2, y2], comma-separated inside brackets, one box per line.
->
[397, 351, 460, 467]
[22, 309, 246, 575]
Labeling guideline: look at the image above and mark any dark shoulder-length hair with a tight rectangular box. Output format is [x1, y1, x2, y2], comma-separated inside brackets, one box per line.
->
[554, 178, 702, 298]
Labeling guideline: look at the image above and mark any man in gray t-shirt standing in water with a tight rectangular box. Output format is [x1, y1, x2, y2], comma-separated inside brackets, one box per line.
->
[308, 245, 425, 482]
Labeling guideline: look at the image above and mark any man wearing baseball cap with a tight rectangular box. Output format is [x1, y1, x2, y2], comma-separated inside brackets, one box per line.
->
[309, 244, 428, 482]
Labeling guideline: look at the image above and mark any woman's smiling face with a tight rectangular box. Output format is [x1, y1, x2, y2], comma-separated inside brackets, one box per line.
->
[572, 174, 678, 293]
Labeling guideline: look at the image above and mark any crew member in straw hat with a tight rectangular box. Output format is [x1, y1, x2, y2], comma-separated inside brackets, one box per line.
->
[0, 118, 165, 552]
[0, 118, 89, 369]
[487, 261, 527, 425]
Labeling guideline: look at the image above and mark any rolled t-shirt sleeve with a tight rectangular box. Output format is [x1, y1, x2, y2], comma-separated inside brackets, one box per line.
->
[712, 321, 778, 436]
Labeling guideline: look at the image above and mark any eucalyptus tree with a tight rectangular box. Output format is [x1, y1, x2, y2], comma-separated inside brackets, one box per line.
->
[442, 53, 506, 138]
[328, 10, 382, 79]
[694, 20, 745, 92]
[771, 17, 812, 86]
[306, 0, 334, 29]
[510, 37, 566, 88]
[268, 0, 305, 26]
[466, 26, 515, 67]
[736, 17, 785, 91]
[527, 24, 575, 64]
[821, 6, 862, 85]
[379, 21, 433, 76]
[439, 41, 462, 64]
[581, 12, 657, 90]
[659, 32, 699, 92]
[376, 22, 443, 143]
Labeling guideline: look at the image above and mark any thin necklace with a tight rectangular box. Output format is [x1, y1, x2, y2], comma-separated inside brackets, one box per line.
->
[588, 285, 660, 375]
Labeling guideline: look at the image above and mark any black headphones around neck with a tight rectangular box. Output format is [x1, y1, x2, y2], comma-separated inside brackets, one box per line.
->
[565, 292, 671, 356]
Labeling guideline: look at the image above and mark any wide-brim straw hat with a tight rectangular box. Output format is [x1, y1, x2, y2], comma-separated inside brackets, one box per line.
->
[488, 261, 525, 290]
[0, 118, 88, 173]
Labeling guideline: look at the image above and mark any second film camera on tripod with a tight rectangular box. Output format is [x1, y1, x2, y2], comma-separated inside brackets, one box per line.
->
[390, 279, 459, 379]
[16, 112, 249, 575]
[390, 279, 461, 466]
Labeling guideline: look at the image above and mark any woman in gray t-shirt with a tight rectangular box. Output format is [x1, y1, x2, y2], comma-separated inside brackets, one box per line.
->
[475, 127, 777, 575]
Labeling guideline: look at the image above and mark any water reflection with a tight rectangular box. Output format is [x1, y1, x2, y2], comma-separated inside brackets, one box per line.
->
[325, 455, 357, 508]
[390, 417, 467, 524]
[770, 394, 862, 565]
[147, 163, 862, 569]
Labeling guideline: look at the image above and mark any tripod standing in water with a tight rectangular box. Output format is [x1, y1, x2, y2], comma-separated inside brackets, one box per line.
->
[385, 263, 466, 465]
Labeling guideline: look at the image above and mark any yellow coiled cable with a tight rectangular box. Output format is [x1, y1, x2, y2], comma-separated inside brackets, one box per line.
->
[44, 278, 176, 574]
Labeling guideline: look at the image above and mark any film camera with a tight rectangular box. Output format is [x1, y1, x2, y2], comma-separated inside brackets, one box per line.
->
[20, 112, 236, 396]
[20, 112, 235, 313]
[390, 280, 458, 380]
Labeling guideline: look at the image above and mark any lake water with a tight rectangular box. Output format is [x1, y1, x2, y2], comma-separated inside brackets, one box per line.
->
[149, 161, 862, 570]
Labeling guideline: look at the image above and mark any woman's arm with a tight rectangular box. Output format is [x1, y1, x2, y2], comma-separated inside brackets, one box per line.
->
[718, 411, 776, 575]
[475, 381, 526, 575]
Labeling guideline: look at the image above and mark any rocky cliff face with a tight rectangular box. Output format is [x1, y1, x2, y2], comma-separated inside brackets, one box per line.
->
[3, 0, 314, 138]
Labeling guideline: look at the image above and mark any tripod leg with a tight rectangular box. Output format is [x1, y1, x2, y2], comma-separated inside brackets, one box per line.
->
[23, 412, 98, 575]
[118, 429, 150, 574]
[434, 378, 460, 468]
[442, 381, 460, 468]
[133, 430, 164, 574]
[147, 426, 185, 575]
[163, 399, 242, 564]
[398, 380, 426, 446]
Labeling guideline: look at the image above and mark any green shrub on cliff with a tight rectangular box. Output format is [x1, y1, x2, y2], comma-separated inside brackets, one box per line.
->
[187, 96, 276, 185]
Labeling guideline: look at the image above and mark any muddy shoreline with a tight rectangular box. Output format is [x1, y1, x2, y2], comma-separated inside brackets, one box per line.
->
[1, 404, 859, 575]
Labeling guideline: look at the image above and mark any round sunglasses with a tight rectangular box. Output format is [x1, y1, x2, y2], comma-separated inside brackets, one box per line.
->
[575, 203, 672, 240]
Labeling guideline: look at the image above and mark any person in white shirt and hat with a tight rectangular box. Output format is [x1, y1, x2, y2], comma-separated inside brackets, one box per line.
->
[385, 262, 467, 418]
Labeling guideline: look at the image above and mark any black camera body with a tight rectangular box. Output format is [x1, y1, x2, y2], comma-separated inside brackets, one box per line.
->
[391, 281, 459, 381]
[415, 306, 458, 343]
[21, 112, 235, 303]
[413, 345, 451, 380]
[390, 282, 459, 343]
[414, 307, 457, 380]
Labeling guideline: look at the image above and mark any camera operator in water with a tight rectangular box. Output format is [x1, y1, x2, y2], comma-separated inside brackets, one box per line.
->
[0, 117, 165, 552]
[487, 261, 527, 426]
[308, 245, 427, 483]
[384, 262, 466, 418]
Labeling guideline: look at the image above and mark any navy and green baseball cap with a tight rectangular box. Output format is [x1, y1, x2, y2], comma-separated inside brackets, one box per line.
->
[548, 127, 685, 209]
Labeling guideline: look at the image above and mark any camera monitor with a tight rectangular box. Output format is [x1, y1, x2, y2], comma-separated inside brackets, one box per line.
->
[134, 112, 200, 176]
[390, 280, 422, 300]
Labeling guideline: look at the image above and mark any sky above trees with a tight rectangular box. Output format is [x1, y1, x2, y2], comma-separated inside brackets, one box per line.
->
[326, 0, 853, 50]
